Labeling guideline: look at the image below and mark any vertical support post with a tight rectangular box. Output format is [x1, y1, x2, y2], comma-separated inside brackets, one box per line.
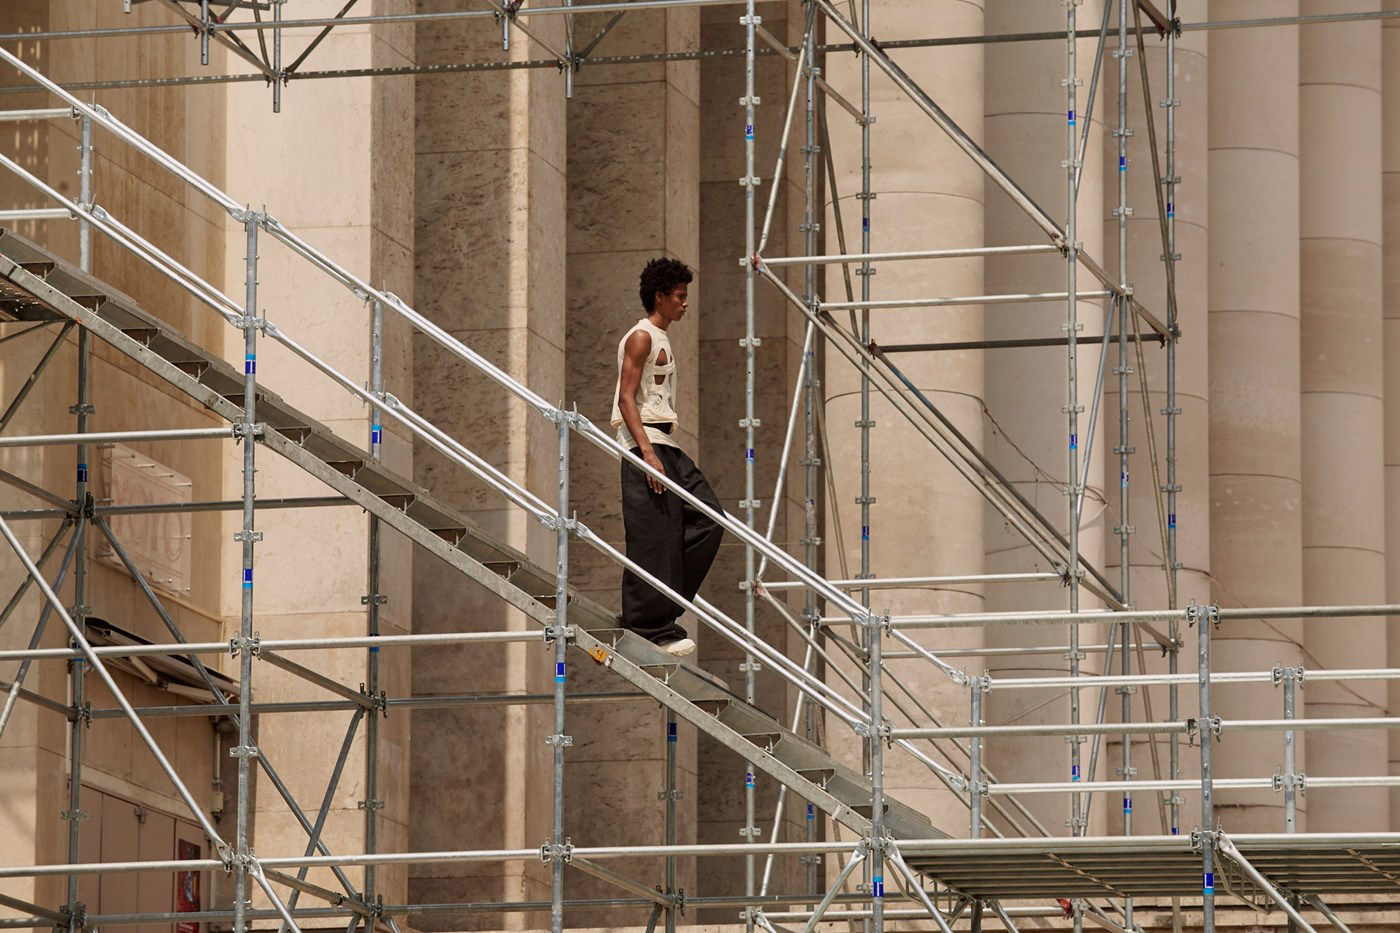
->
[741, 0, 759, 925]
[1281, 666, 1298, 834]
[549, 409, 572, 933]
[1113, 7, 1134, 928]
[563, 0, 574, 99]
[65, 311, 92, 933]
[233, 212, 262, 933]
[664, 709, 678, 933]
[1197, 604, 1216, 933]
[800, 0, 820, 900]
[362, 297, 384, 915]
[1282, 665, 1298, 933]
[78, 113, 91, 272]
[867, 613, 885, 933]
[1064, 7, 1085, 931]
[857, 3, 874, 927]
[273, 0, 283, 113]
[200, 0, 211, 65]
[1162, 0, 1183, 858]
[969, 678, 983, 839]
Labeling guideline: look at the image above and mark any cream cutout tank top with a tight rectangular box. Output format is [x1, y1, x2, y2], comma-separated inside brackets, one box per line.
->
[611, 318, 679, 450]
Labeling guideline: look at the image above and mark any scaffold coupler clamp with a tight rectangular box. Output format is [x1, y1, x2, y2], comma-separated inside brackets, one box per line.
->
[1272, 663, 1305, 687]
[229, 633, 261, 658]
[57, 900, 87, 931]
[228, 206, 265, 226]
[540, 838, 573, 864]
[543, 624, 575, 644]
[1272, 771, 1306, 796]
[360, 683, 389, 717]
[214, 841, 237, 872]
[231, 422, 265, 442]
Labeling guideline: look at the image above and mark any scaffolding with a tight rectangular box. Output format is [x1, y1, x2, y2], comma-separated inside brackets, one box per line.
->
[1, 4, 1399, 933]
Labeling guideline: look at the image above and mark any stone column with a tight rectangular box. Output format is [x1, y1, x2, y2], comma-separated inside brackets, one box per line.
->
[409, 2, 562, 927]
[564, 6, 701, 925]
[981, 0, 1107, 838]
[1207, 0, 1306, 836]
[1299, 0, 1387, 831]
[695, 0, 809, 909]
[1208, 0, 1305, 835]
[824, 0, 986, 838]
[1385, 0, 1400, 827]
[219, 0, 415, 913]
[1100, 0, 1209, 837]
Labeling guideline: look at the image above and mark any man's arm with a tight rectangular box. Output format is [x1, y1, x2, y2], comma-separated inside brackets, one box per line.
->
[618, 329, 666, 494]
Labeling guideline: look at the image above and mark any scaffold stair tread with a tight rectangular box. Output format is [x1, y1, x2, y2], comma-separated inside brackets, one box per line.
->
[0, 228, 941, 847]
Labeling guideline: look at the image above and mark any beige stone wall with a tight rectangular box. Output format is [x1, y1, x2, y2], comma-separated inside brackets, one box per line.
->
[0, 0, 231, 917]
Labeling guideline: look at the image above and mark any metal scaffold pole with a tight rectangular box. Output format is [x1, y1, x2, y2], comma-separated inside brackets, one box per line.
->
[664, 709, 678, 933]
[64, 307, 92, 933]
[741, 0, 760, 922]
[233, 211, 262, 933]
[1064, 5, 1085, 932]
[1113, 3, 1133, 931]
[1162, 0, 1183, 856]
[867, 613, 885, 933]
[801, 0, 820, 899]
[363, 298, 385, 916]
[857, 0, 874, 924]
[78, 112, 92, 271]
[1198, 603, 1216, 932]
[549, 408, 572, 933]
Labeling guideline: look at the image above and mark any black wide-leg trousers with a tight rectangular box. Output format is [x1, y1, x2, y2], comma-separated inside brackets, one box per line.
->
[620, 444, 725, 643]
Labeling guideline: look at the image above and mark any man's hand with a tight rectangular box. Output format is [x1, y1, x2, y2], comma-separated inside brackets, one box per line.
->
[642, 447, 666, 494]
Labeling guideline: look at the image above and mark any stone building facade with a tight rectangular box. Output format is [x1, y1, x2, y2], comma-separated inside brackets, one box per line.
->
[1, 0, 1399, 930]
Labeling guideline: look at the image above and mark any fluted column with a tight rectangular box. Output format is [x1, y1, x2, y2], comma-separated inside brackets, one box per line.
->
[1299, 0, 1387, 831]
[1382, 0, 1400, 827]
[982, 0, 1107, 838]
[1207, 0, 1304, 833]
[824, 0, 986, 837]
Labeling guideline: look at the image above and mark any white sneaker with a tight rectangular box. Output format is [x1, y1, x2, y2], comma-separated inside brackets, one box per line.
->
[658, 636, 697, 658]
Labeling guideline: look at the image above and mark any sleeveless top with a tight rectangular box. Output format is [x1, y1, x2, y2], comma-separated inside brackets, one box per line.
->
[611, 317, 679, 450]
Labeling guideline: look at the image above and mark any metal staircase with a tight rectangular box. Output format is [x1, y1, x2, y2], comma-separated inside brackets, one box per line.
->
[0, 226, 942, 846]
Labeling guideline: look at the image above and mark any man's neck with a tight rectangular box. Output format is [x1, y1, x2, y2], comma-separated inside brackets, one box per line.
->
[647, 311, 670, 331]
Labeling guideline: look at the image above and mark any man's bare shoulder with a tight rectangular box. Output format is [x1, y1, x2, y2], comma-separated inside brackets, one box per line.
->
[623, 327, 652, 361]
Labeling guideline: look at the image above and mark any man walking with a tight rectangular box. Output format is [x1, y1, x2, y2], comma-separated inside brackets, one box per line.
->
[611, 257, 724, 658]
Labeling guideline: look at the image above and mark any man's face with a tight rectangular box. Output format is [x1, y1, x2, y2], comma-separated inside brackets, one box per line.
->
[654, 285, 689, 324]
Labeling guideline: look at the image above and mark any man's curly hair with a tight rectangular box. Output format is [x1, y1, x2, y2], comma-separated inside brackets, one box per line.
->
[639, 257, 693, 312]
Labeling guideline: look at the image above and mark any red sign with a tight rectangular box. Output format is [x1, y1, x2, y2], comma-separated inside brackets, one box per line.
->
[176, 839, 201, 933]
